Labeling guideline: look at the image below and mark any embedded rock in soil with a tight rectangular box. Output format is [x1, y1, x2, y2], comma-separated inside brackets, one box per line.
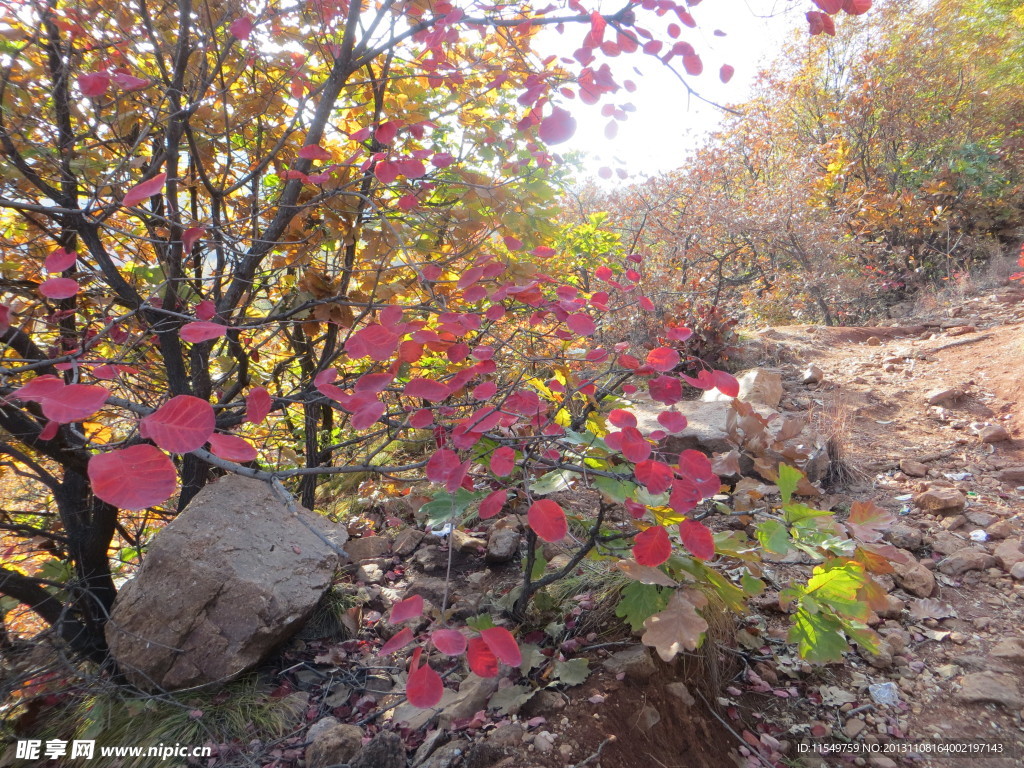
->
[891, 552, 936, 598]
[990, 637, 1024, 662]
[957, 672, 1024, 708]
[350, 731, 407, 768]
[345, 535, 391, 562]
[925, 387, 963, 406]
[105, 475, 342, 690]
[885, 523, 923, 551]
[485, 528, 521, 563]
[601, 645, 658, 682]
[899, 459, 929, 477]
[417, 739, 471, 768]
[993, 467, 1024, 483]
[801, 364, 824, 385]
[994, 538, 1024, 570]
[913, 487, 966, 515]
[1011, 562, 1024, 580]
[936, 549, 997, 577]
[306, 722, 365, 768]
[979, 424, 1011, 443]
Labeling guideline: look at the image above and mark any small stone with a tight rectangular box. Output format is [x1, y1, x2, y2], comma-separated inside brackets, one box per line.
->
[802, 364, 824, 385]
[937, 550, 997, 576]
[986, 520, 1013, 539]
[886, 523, 923, 551]
[940, 515, 967, 531]
[866, 336, 882, 346]
[925, 387, 963, 406]
[966, 511, 996, 527]
[979, 425, 1011, 443]
[957, 671, 1024, 708]
[533, 731, 556, 754]
[637, 704, 662, 731]
[392, 528, 424, 556]
[994, 539, 1024, 570]
[485, 528, 521, 564]
[345, 536, 390, 562]
[413, 545, 448, 573]
[892, 554, 936, 598]
[1010, 562, 1024, 580]
[844, 718, 867, 738]
[305, 723, 365, 768]
[994, 467, 1024, 483]
[601, 645, 658, 681]
[355, 562, 386, 584]
[913, 488, 966, 515]
[990, 637, 1024, 662]
[665, 682, 696, 706]
[899, 459, 928, 477]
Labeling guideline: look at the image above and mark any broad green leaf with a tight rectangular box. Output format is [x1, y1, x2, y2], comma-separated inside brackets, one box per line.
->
[615, 581, 669, 632]
[777, 464, 802, 505]
[552, 658, 590, 687]
[805, 561, 870, 621]
[530, 469, 580, 495]
[755, 519, 790, 555]
[782, 502, 832, 524]
[488, 684, 536, 715]
[788, 606, 850, 663]
[594, 475, 636, 503]
[419, 487, 483, 526]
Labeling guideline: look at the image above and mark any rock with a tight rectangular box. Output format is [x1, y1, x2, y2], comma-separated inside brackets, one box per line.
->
[702, 368, 783, 407]
[437, 674, 499, 729]
[532, 731, 556, 754]
[801, 364, 824, 385]
[521, 690, 567, 716]
[105, 475, 342, 690]
[1011, 562, 1024, 580]
[485, 528, 520, 564]
[891, 554, 936, 598]
[925, 387, 963, 406]
[986, 520, 1013, 539]
[899, 459, 928, 477]
[966, 511, 996, 527]
[994, 539, 1024, 570]
[451, 529, 484, 555]
[356, 561, 386, 584]
[979, 425, 1011, 443]
[844, 718, 867, 738]
[866, 336, 882, 346]
[957, 672, 1024, 708]
[393, 528, 425, 557]
[636, 397, 734, 455]
[868, 757, 898, 768]
[413, 545, 448, 573]
[913, 488, 966, 515]
[665, 682, 696, 706]
[636, 704, 661, 731]
[351, 731, 406, 768]
[860, 639, 894, 669]
[346, 536, 391, 562]
[930, 531, 966, 556]
[601, 645, 658, 682]
[990, 638, 1024, 662]
[876, 594, 905, 619]
[994, 467, 1024, 483]
[306, 723, 365, 768]
[417, 739, 470, 768]
[937, 550, 996, 576]
[886, 523, 923, 551]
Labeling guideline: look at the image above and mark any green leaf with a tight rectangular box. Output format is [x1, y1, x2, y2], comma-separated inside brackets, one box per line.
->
[530, 547, 547, 580]
[615, 581, 669, 632]
[488, 684, 537, 715]
[519, 644, 546, 674]
[551, 658, 590, 687]
[782, 502, 832, 524]
[755, 519, 790, 555]
[594, 475, 636, 503]
[788, 606, 850, 663]
[741, 572, 766, 597]
[465, 613, 498, 631]
[419, 487, 483, 526]
[804, 561, 870, 621]
[530, 469, 580, 495]
[777, 464, 802, 505]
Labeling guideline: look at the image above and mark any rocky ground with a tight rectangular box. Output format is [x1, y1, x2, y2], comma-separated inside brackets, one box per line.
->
[261, 275, 1024, 768]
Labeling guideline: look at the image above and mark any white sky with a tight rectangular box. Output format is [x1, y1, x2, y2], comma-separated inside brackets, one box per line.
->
[537, 0, 808, 178]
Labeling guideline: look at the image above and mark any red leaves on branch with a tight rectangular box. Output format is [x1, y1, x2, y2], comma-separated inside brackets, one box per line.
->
[88, 445, 177, 510]
[41, 384, 109, 424]
[480, 627, 521, 666]
[657, 411, 688, 433]
[180, 321, 226, 343]
[635, 459, 674, 495]
[182, 226, 206, 253]
[609, 426, 651, 463]
[679, 519, 715, 560]
[425, 448, 468, 492]
[720, 64, 735, 83]
[389, 595, 424, 623]
[566, 313, 596, 336]
[39, 278, 79, 299]
[527, 498, 568, 542]
[678, 449, 720, 497]
[812, 0, 843, 12]
[806, 11, 836, 35]
[45, 248, 77, 272]
[843, 0, 872, 14]
[228, 15, 253, 39]
[608, 409, 637, 428]
[432, 629, 468, 656]
[246, 387, 271, 425]
[633, 525, 672, 567]
[646, 347, 680, 372]
[538, 107, 577, 145]
[78, 72, 110, 97]
[404, 378, 451, 402]
[123, 172, 167, 207]
[379, 626, 414, 656]
[140, 395, 216, 453]
[467, 636, 499, 677]
[648, 375, 683, 405]
[406, 659, 444, 708]
[489, 446, 515, 476]
[207, 433, 257, 462]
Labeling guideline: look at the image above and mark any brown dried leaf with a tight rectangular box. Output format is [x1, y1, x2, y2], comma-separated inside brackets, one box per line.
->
[614, 559, 678, 587]
[909, 598, 956, 621]
[641, 589, 709, 662]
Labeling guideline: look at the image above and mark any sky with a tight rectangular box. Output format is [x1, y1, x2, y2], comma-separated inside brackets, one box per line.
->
[536, 0, 809, 179]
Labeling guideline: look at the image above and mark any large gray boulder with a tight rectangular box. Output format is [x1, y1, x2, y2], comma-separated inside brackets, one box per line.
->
[106, 474, 345, 690]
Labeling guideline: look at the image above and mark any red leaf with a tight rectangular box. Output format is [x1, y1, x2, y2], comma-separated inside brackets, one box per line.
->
[39, 420, 59, 441]
[473, 380, 497, 400]
[625, 499, 647, 519]
[711, 370, 739, 397]
[0, 303, 9, 334]
[191, 300, 215, 321]
[406, 661, 444, 707]
[479, 489, 507, 520]
[410, 408, 434, 428]
[842, 0, 871, 14]
[480, 627, 521, 666]
[466, 636, 499, 677]
[347, 324, 399, 361]
[350, 396, 385, 430]
[679, 519, 715, 560]
[489, 446, 515, 477]
[299, 144, 332, 161]
[180, 321, 226, 343]
[635, 459, 674, 495]
[403, 378, 451, 402]
[207, 433, 257, 462]
[425, 448, 468, 492]
[648, 375, 682, 405]
[45, 248, 77, 272]
[379, 626, 414, 656]
[681, 370, 716, 390]
[228, 15, 253, 39]
[41, 384, 108, 423]
[39, 278, 78, 299]
[617, 426, 651, 463]
[246, 387, 272, 424]
[182, 226, 206, 253]
[666, 325, 692, 342]
[682, 53, 703, 76]
[539, 107, 577, 145]
[645, 347, 680, 372]
[657, 411, 688, 433]
[502, 235, 524, 251]
[669, 479, 701, 514]
[633, 526, 671, 567]
[389, 595, 424, 624]
[88, 445, 177, 510]
[812, 0, 843, 12]
[111, 71, 149, 91]
[608, 409, 637, 428]
[566, 313, 596, 336]
[527, 499, 568, 542]
[432, 629, 468, 656]
[719, 64, 735, 83]
[78, 72, 110, 97]
[140, 395, 216, 453]
[123, 172, 167, 207]
[678, 449, 719, 497]
[14, 375, 65, 402]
